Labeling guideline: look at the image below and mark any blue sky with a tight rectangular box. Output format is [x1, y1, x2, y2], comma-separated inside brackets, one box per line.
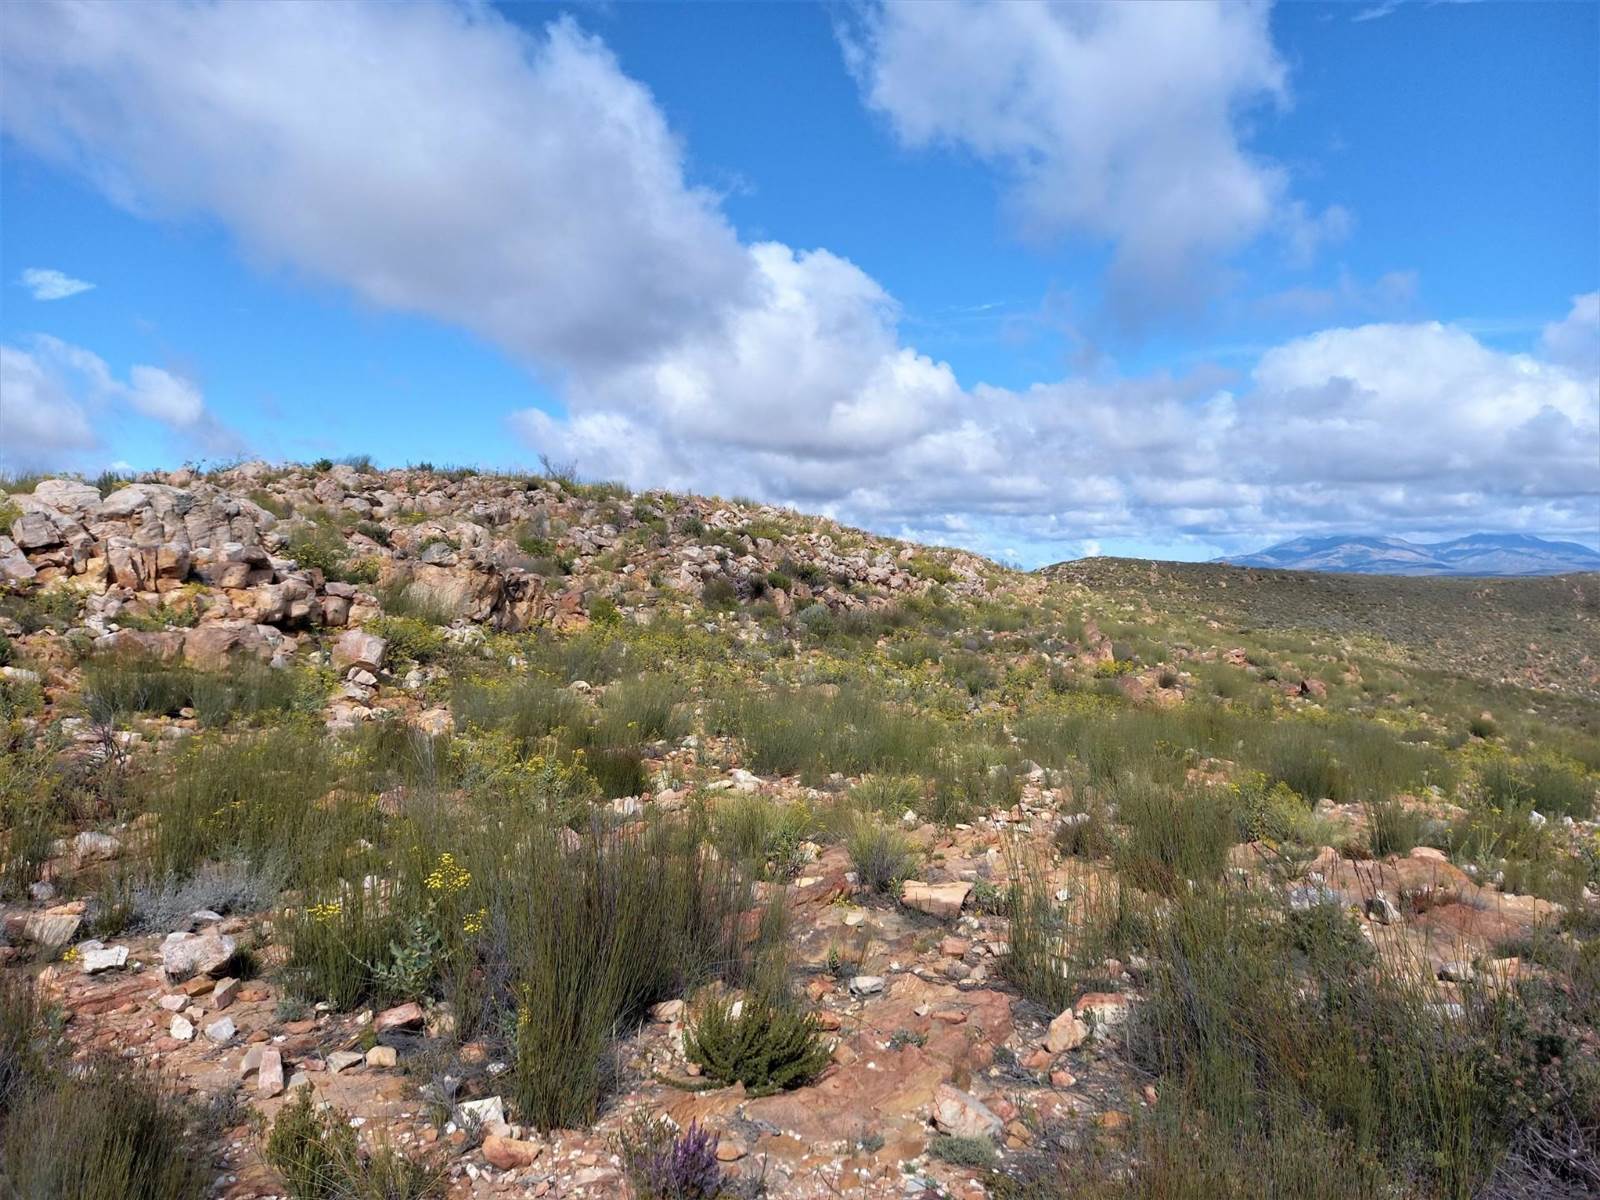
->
[2, 0, 1596, 565]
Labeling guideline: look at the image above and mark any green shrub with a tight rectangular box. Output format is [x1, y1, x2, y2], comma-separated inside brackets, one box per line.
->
[711, 794, 814, 881]
[1000, 854, 1142, 1010]
[509, 819, 751, 1128]
[368, 615, 449, 664]
[151, 726, 367, 886]
[928, 1134, 998, 1168]
[83, 655, 316, 728]
[374, 580, 456, 624]
[2, 1055, 208, 1200]
[683, 993, 831, 1095]
[0, 973, 50, 1123]
[1114, 777, 1235, 894]
[263, 1086, 444, 1200]
[846, 816, 918, 894]
[701, 577, 739, 611]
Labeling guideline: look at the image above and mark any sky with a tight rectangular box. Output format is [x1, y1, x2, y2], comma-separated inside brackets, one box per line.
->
[1, 0, 1596, 566]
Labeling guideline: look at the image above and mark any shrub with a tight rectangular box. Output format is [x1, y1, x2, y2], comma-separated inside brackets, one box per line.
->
[2, 1055, 209, 1200]
[130, 858, 286, 931]
[849, 774, 925, 820]
[263, 1086, 444, 1200]
[1114, 778, 1235, 894]
[846, 816, 918, 894]
[701, 577, 739, 611]
[509, 820, 751, 1128]
[617, 1116, 726, 1200]
[711, 794, 814, 881]
[0, 973, 50, 1123]
[1366, 799, 1425, 857]
[683, 993, 831, 1095]
[928, 1134, 998, 1168]
[83, 654, 315, 729]
[1000, 853, 1142, 1010]
[374, 580, 456, 624]
[368, 615, 450, 665]
[151, 726, 368, 886]
[0, 733, 60, 899]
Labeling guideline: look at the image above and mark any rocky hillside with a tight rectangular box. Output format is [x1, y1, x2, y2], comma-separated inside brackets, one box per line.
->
[1, 464, 1596, 1200]
[1, 462, 996, 728]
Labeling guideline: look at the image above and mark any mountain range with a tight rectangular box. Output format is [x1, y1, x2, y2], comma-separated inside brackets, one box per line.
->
[1217, 533, 1600, 577]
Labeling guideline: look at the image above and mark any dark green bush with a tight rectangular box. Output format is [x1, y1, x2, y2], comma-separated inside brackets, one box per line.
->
[2, 1056, 209, 1200]
[683, 993, 831, 1095]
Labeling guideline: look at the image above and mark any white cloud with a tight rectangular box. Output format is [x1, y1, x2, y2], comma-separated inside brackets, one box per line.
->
[0, 1, 749, 378]
[841, 0, 1344, 317]
[18, 267, 96, 301]
[1, 345, 98, 458]
[4, 1, 1592, 555]
[0, 335, 236, 469]
[1539, 291, 1600, 373]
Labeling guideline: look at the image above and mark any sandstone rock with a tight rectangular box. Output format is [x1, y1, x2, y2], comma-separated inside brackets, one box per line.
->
[161, 931, 237, 981]
[204, 1016, 236, 1043]
[328, 1050, 365, 1074]
[482, 1134, 542, 1170]
[931, 1084, 1002, 1139]
[258, 1048, 285, 1097]
[33, 478, 103, 512]
[79, 943, 129, 975]
[1045, 1009, 1089, 1054]
[183, 621, 273, 669]
[170, 1015, 195, 1042]
[366, 1045, 398, 1069]
[333, 628, 387, 674]
[210, 977, 240, 1009]
[71, 830, 122, 862]
[374, 1001, 423, 1032]
[457, 1096, 505, 1128]
[899, 880, 972, 919]
[849, 975, 885, 996]
[23, 911, 81, 948]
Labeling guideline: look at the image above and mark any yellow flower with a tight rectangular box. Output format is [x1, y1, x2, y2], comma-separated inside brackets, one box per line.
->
[309, 900, 343, 923]
[462, 907, 487, 936]
[424, 851, 471, 894]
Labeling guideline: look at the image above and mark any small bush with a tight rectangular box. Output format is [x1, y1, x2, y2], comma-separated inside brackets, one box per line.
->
[929, 1133, 998, 1168]
[1114, 778, 1235, 894]
[263, 1085, 444, 1200]
[701, 577, 739, 611]
[510, 820, 751, 1128]
[684, 993, 831, 1095]
[617, 1116, 726, 1200]
[2, 1055, 209, 1200]
[846, 816, 918, 894]
[368, 615, 450, 665]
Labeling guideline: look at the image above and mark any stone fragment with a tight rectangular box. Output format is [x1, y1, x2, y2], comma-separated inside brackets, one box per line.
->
[849, 975, 885, 996]
[22, 911, 81, 948]
[899, 880, 972, 919]
[1045, 1009, 1089, 1054]
[374, 1001, 424, 1032]
[457, 1096, 505, 1128]
[365, 1045, 398, 1069]
[931, 1084, 1003, 1139]
[258, 1048, 285, 1097]
[482, 1134, 542, 1170]
[204, 1016, 236, 1044]
[333, 628, 387, 674]
[79, 943, 129, 975]
[210, 978, 240, 1010]
[327, 1051, 365, 1074]
[170, 1015, 195, 1042]
[160, 931, 236, 981]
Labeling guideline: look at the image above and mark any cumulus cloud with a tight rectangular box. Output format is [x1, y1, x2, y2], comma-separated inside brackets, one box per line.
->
[0, 1, 749, 379]
[841, 0, 1344, 318]
[4, 1, 1593, 557]
[1539, 292, 1600, 373]
[18, 267, 96, 301]
[0, 335, 238, 469]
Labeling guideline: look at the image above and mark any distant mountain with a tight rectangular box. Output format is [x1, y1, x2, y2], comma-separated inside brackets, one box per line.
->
[1218, 532, 1600, 577]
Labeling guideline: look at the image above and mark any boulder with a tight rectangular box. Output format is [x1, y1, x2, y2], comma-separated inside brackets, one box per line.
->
[160, 931, 237, 981]
[182, 621, 273, 669]
[482, 1134, 542, 1170]
[899, 880, 972, 919]
[1045, 1009, 1089, 1054]
[931, 1084, 1002, 1138]
[32, 479, 103, 512]
[374, 1001, 423, 1032]
[258, 1048, 285, 1098]
[333, 628, 387, 674]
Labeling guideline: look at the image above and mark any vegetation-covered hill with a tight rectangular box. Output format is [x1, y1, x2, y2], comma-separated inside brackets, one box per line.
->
[1, 463, 1596, 1200]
